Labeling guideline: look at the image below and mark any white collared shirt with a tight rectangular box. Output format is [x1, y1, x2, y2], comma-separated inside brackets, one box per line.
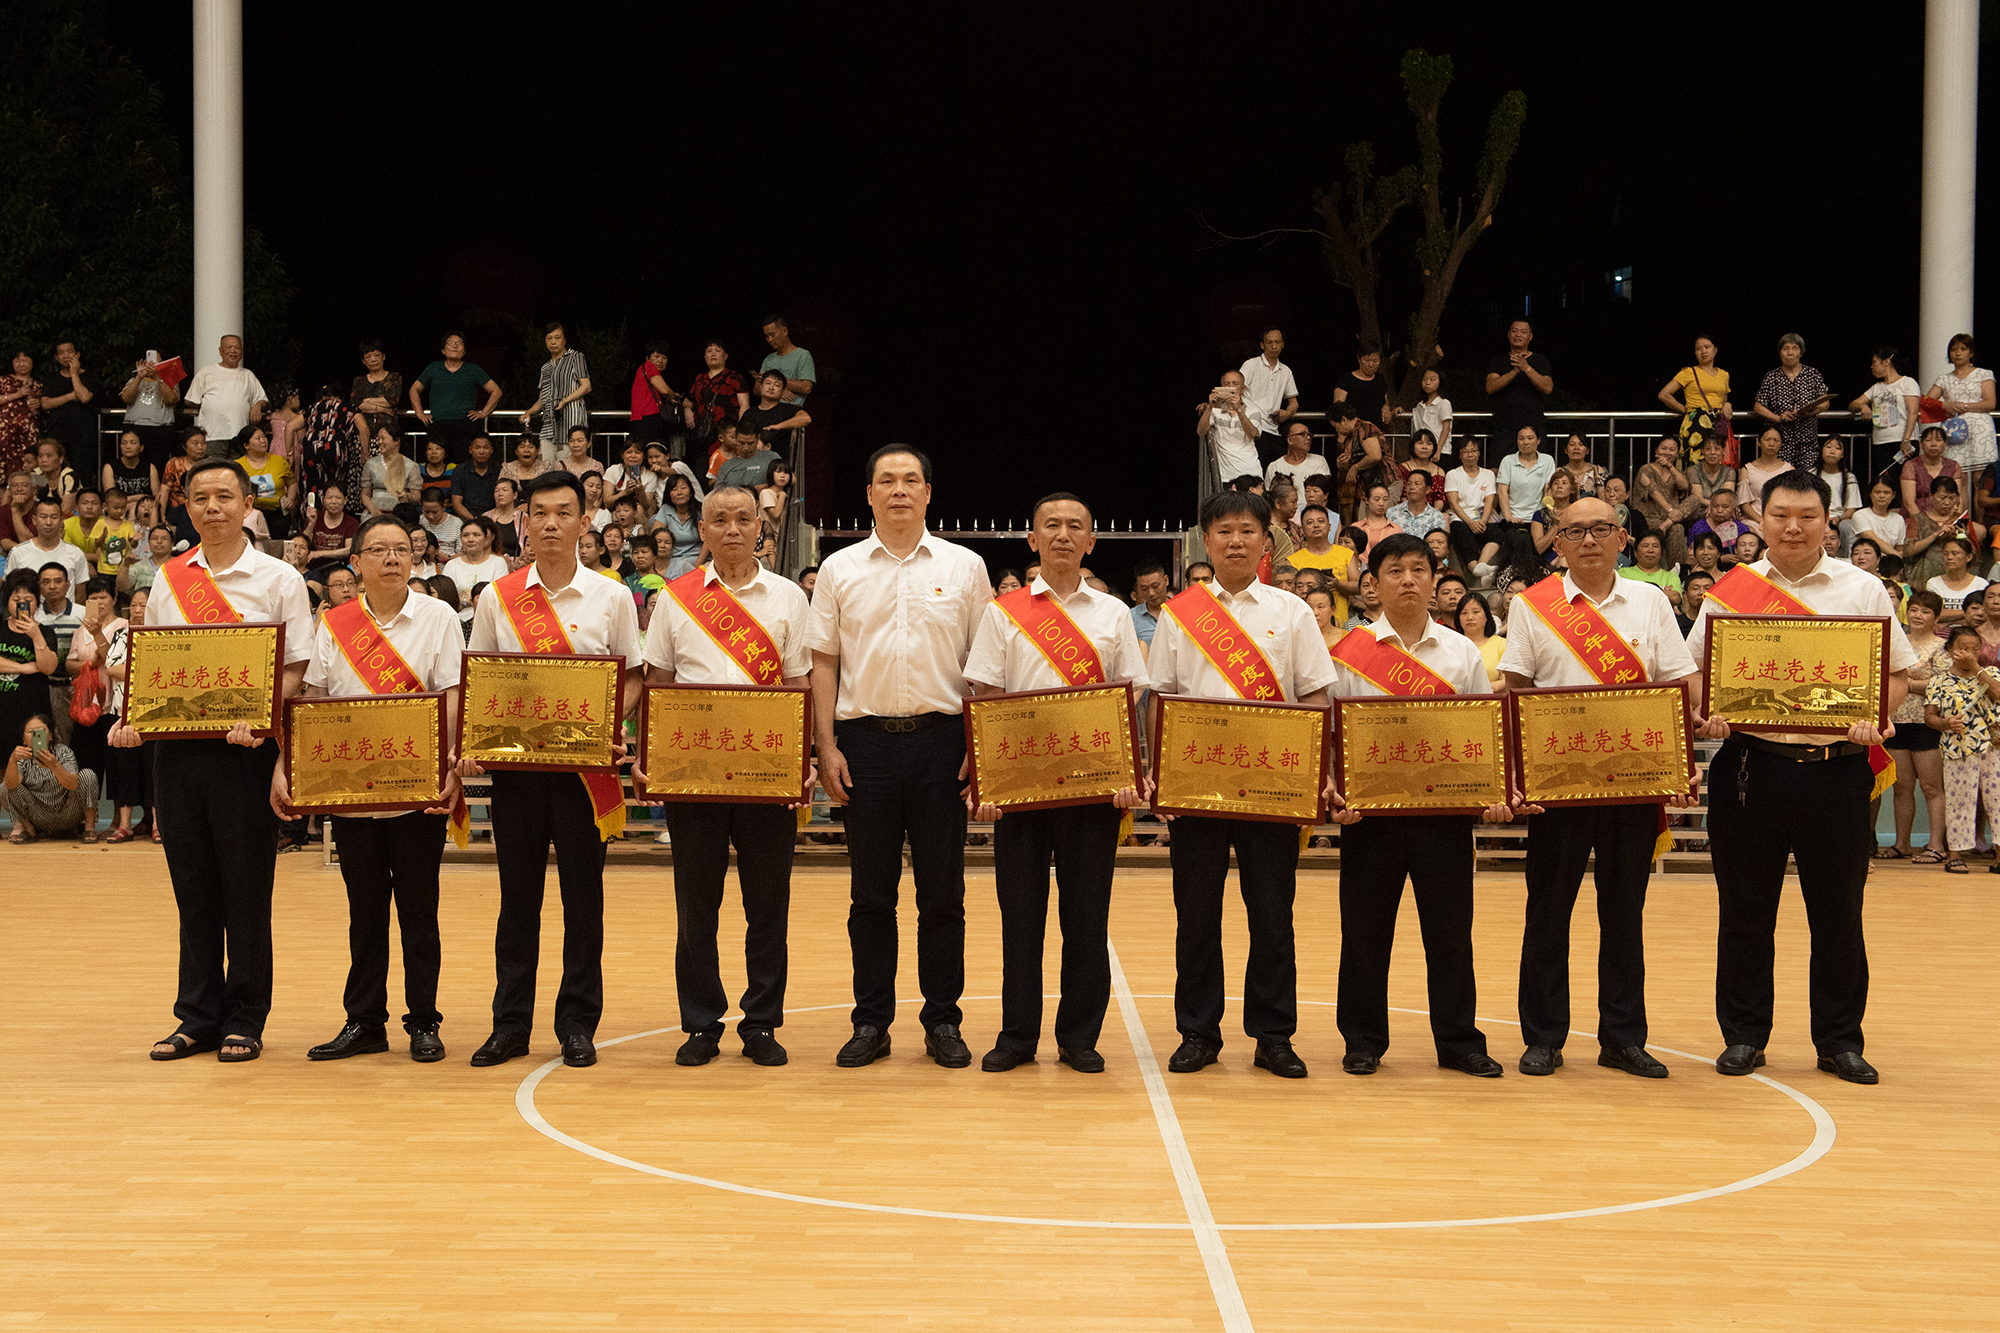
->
[1146, 578, 1338, 702]
[806, 529, 992, 719]
[467, 560, 643, 669]
[963, 576, 1151, 694]
[144, 541, 314, 666]
[1238, 355, 1298, 423]
[1330, 615, 1491, 698]
[305, 591, 466, 695]
[1685, 553, 1918, 744]
[643, 564, 814, 684]
[1497, 571, 1696, 687]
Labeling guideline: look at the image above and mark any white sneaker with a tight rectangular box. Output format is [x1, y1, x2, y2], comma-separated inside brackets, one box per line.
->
[654, 830, 671, 846]
[1471, 561, 1496, 585]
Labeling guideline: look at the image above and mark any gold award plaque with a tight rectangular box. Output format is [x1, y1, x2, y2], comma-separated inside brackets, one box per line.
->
[1703, 616, 1887, 736]
[1335, 695, 1509, 814]
[459, 653, 623, 771]
[965, 684, 1141, 811]
[1151, 695, 1328, 823]
[286, 693, 446, 814]
[640, 685, 809, 803]
[1510, 685, 1691, 807]
[126, 623, 283, 737]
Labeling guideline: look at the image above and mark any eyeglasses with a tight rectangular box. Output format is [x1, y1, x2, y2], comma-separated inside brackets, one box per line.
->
[1554, 523, 1619, 543]
[358, 545, 413, 560]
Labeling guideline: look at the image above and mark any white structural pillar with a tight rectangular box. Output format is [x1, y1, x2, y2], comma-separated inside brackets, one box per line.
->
[1920, 0, 1980, 377]
[192, 0, 243, 364]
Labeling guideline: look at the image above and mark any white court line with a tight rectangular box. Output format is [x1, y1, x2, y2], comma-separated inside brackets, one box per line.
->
[1108, 941, 1254, 1333]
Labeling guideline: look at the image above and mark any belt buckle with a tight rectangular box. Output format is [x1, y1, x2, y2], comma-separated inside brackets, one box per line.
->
[883, 717, 917, 734]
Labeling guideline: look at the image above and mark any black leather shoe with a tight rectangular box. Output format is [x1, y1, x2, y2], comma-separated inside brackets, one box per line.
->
[407, 1024, 445, 1063]
[1599, 1045, 1669, 1078]
[1057, 1046, 1105, 1073]
[1818, 1050, 1879, 1084]
[741, 1028, 788, 1066]
[560, 1034, 597, 1068]
[1341, 1051, 1380, 1075]
[836, 1024, 891, 1067]
[308, 1021, 389, 1061]
[676, 1031, 721, 1066]
[1446, 1052, 1504, 1078]
[981, 1044, 1035, 1072]
[1167, 1037, 1219, 1073]
[1253, 1040, 1308, 1078]
[1715, 1044, 1766, 1076]
[925, 1023, 972, 1068]
[470, 1032, 529, 1067]
[1518, 1045, 1563, 1076]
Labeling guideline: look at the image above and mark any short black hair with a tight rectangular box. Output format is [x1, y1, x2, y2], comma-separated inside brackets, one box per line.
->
[1761, 468, 1832, 514]
[82, 575, 114, 600]
[544, 321, 566, 337]
[759, 367, 787, 384]
[352, 514, 410, 556]
[1300, 503, 1330, 522]
[865, 444, 933, 484]
[1031, 491, 1092, 525]
[797, 565, 819, 580]
[1931, 476, 1961, 496]
[37, 561, 69, 581]
[1367, 531, 1437, 576]
[357, 337, 383, 357]
[1690, 531, 1724, 554]
[644, 339, 671, 359]
[1907, 588, 1944, 614]
[1849, 535, 1883, 560]
[1185, 561, 1214, 579]
[762, 313, 788, 330]
[31, 495, 60, 513]
[523, 469, 586, 511]
[1227, 474, 1263, 492]
[1356, 339, 1382, 358]
[1199, 489, 1270, 531]
[184, 458, 251, 498]
[1947, 624, 1983, 649]
[1132, 559, 1165, 582]
[1686, 570, 1717, 589]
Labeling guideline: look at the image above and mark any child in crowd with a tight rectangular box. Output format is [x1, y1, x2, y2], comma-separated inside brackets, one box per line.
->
[1924, 624, 2000, 874]
[89, 489, 137, 580]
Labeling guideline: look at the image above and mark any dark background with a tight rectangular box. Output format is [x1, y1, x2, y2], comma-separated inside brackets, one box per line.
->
[108, 3, 1998, 586]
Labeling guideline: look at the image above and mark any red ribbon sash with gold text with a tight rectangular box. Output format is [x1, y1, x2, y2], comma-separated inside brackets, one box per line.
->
[1329, 627, 1456, 697]
[993, 587, 1106, 686]
[1516, 576, 1649, 685]
[1162, 583, 1282, 701]
[158, 551, 241, 624]
[664, 569, 785, 685]
[323, 597, 423, 694]
[494, 567, 626, 841]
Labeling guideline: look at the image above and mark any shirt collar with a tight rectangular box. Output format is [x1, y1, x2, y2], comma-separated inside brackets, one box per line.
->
[1758, 554, 1835, 586]
[861, 530, 936, 562]
[358, 591, 415, 629]
[189, 541, 252, 576]
[1029, 574, 1097, 607]
[702, 562, 767, 595]
[1214, 579, 1273, 608]
[1371, 614, 1440, 652]
[1561, 571, 1627, 608]
[524, 561, 584, 596]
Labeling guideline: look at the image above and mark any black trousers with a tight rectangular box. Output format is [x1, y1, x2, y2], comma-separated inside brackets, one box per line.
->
[132, 423, 181, 477]
[104, 729, 153, 808]
[1518, 802, 1658, 1050]
[664, 800, 794, 1035]
[331, 812, 447, 1031]
[1448, 519, 1498, 568]
[1706, 741, 1871, 1055]
[992, 802, 1122, 1053]
[837, 718, 967, 1031]
[1336, 814, 1487, 1062]
[489, 770, 607, 1041]
[155, 738, 281, 1040]
[428, 417, 481, 465]
[1169, 814, 1300, 1047]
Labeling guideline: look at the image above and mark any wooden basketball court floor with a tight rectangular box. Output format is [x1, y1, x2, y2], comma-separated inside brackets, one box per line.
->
[6, 846, 1994, 1331]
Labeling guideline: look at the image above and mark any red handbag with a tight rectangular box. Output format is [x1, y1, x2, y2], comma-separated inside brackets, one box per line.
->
[69, 661, 104, 726]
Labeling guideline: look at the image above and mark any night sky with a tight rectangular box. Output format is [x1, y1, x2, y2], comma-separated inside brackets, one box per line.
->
[114, 4, 1998, 586]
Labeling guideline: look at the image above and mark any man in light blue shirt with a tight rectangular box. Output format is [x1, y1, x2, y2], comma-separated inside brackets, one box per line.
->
[759, 315, 817, 407]
[1129, 561, 1169, 647]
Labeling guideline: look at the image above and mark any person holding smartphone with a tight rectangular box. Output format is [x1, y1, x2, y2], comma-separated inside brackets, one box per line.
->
[5, 711, 94, 842]
[0, 570, 55, 774]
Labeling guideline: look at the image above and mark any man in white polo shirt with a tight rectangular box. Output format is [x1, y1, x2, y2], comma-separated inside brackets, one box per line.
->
[1240, 326, 1299, 467]
[809, 445, 992, 1070]
[1197, 369, 1265, 489]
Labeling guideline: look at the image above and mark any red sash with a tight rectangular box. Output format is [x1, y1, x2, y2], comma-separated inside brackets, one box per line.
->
[1702, 563, 1895, 799]
[323, 597, 423, 694]
[664, 569, 785, 686]
[993, 587, 1106, 686]
[158, 551, 241, 624]
[1162, 583, 1282, 700]
[494, 567, 627, 841]
[1329, 627, 1456, 696]
[1516, 576, 1648, 685]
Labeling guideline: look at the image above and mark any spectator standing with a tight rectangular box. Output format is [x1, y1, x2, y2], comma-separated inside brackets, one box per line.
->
[1927, 333, 1997, 498]
[1385, 469, 1448, 542]
[1444, 437, 1502, 579]
[99, 586, 150, 840]
[40, 339, 103, 476]
[0, 353, 40, 480]
[347, 340, 404, 452]
[182, 336, 266, 449]
[685, 340, 749, 445]
[1484, 320, 1554, 449]
[758, 315, 818, 408]
[411, 332, 501, 463]
[1264, 419, 1331, 495]
[807, 446, 992, 1071]
[519, 322, 592, 462]
[1737, 425, 1792, 527]
[1330, 341, 1395, 436]
[1129, 560, 1169, 649]
[1751, 333, 1831, 470]
[739, 368, 812, 444]
[118, 352, 181, 475]
[1197, 370, 1262, 488]
[1240, 327, 1299, 464]
[1633, 436, 1699, 567]
[1406, 368, 1452, 456]
[90, 489, 138, 583]
[0, 571, 55, 770]
[1850, 346, 1921, 474]
[7, 498, 90, 587]
[63, 576, 119, 796]
[1880, 591, 1946, 862]
[1658, 336, 1732, 452]
[298, 383, 361, 507]
[626, 341, 682, 446]
[34, 563, 83, 739]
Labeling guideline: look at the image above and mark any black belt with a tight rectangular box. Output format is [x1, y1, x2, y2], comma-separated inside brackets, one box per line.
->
[1732, 734, 1868, 763]
[843, 712, 955, 734]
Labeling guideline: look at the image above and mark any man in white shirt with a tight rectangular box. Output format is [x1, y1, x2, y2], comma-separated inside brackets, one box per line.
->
[279, 513, 465, 1065]
[110, 459, 314, 1065]
[1326, 533, 1508, 1079]
[964, 492, 1149, 1075]
[1499, 497, 1698, 1080]
[1688, 469, 1916, 1086]
[1265, 419, 1331, 495]
[1196, 369, 1264, 489]
[641, 485, 815, 1070]
[808, 445, 993, 1070]
[1240, 326, 1299, 465]
[459, 471, 645, 1072]
[1147, 490, 1338, 1079]
[182, 335, 268, 449]
[7, 497, 91, 588]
